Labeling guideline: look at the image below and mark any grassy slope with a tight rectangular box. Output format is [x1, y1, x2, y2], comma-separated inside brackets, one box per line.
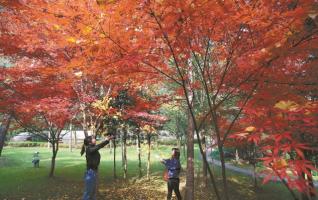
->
[0, 145, 305, 200]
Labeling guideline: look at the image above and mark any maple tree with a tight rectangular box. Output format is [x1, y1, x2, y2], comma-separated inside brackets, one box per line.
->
[1, 0, 163, 178]
[95, 1, 312, 198]
[101, 1, 317, 200]
[0, 1, 317, 199]
[0, 58, 75, 177]
[112, 87, 166, 179]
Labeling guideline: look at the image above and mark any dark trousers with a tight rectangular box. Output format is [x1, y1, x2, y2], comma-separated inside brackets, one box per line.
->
[167, 178, 182, 200]
[32, 160, 39, 168]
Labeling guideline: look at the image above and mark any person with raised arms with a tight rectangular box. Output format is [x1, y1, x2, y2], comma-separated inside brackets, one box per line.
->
[81, 135, 113, 200]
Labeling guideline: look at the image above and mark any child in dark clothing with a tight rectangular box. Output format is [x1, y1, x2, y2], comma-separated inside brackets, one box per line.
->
[161, 148, 182, 200]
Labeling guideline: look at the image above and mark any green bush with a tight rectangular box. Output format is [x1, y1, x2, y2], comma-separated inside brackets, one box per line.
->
[7, 142, 44, 147]
[6, 142, 80, 148]
[157, 139, 178, 146]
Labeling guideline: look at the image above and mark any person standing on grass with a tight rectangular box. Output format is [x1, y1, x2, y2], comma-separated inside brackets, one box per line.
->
[161, 148, 182, 200]
[32, 151, 40, 168]
[81, 135, 113, 200]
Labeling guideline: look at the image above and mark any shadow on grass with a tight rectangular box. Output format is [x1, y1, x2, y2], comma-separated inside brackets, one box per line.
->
[0, 146, 307, 200]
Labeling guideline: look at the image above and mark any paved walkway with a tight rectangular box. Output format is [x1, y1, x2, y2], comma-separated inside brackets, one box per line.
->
[202, 152, 318, 187]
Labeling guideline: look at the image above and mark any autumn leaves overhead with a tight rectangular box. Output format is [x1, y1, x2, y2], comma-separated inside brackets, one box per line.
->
[0, 0, 317, 195]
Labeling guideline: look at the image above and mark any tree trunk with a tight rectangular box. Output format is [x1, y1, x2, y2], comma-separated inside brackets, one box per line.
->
[185, 109, 194, 200]
[202, 135, 208, 188]
[235, 149, 239, 163]
[252, 144, 257, 188]
[253, 163, 257, 188]
[137, 132, 142, 178]
[182, 135, 186, 158]
[218, 143, 229, 200]
[74, 131, 77, 147]
[121, 131, 124, 167]
[69, 123, 73, 152]
[177, 134, 181, 152]
[82, 109, 89, 137]
[123, 127, 127, 179]
[0, 114, 12, 157]
[49, 140, 59, 177]
[47, 131, 50, 148]
[146, 134, 151, 180]
[113, 139, 117, 179]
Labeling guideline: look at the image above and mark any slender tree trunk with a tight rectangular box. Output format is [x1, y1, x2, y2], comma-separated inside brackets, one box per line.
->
[113, 139, 117, 179]
[49, 140, 59, 177]
[202, 135, 208, 188]
[185, 109, 194, 200]
[137, 132, 142, 178]
[211, 109, 229, 200]
[109, 139, 112, 154]
[252, 144, 257, 188]
[218, 142, 229, 199]
[235, 149, 240, 163]
[253, 163, 257, 188]
[121, 131, 124, 167]
[182, 73, 221, 200]
[146, 134, 151, 180]
[74, 131, 77, 147]
[123, 128, 127, 179]
[69, 123, 73, 152]
[182, 135, 186, 158]
[177, 134, 181, 152]
[0, 114, 12, 157]
[47, 131, 50, 148]
[82, 109, 89, 137]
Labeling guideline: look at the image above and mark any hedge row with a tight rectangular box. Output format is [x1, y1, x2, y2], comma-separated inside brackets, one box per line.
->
[6, 142, 81, 148]
[6, 139, 182, 148]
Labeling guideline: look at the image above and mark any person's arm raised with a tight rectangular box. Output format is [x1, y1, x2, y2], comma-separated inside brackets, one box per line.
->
[87, 135, 113, 153]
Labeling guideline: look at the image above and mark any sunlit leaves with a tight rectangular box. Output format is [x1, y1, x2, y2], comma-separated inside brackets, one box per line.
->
[66, 37, 77, 43]
[245, 126, 256, 132]
[274, 100, 299, 111]
[141, 124, 156, 134]
[53, 24, 61, 31]
[92, 96, 112, 112]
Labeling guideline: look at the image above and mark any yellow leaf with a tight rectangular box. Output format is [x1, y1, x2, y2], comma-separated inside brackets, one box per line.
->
[82, 26, 92, 35]
[274, 159, 288, 169]
[66, 37, 76, 43]
[99, 33, 107, 38]
[245, 126, 256, 132]
[142, 125, 156, 133]
[53, 24, 61, 30]
[92, 96, 112, 112]
[287, 31, 293, 36]
[97, 0, 116, 5]
[274, 100, 298, 111]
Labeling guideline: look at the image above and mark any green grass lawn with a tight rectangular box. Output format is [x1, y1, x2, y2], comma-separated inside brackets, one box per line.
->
[0, 145, 311, 200]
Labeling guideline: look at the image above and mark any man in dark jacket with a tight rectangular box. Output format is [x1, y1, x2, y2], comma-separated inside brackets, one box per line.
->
[81, 135, 113, 200]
